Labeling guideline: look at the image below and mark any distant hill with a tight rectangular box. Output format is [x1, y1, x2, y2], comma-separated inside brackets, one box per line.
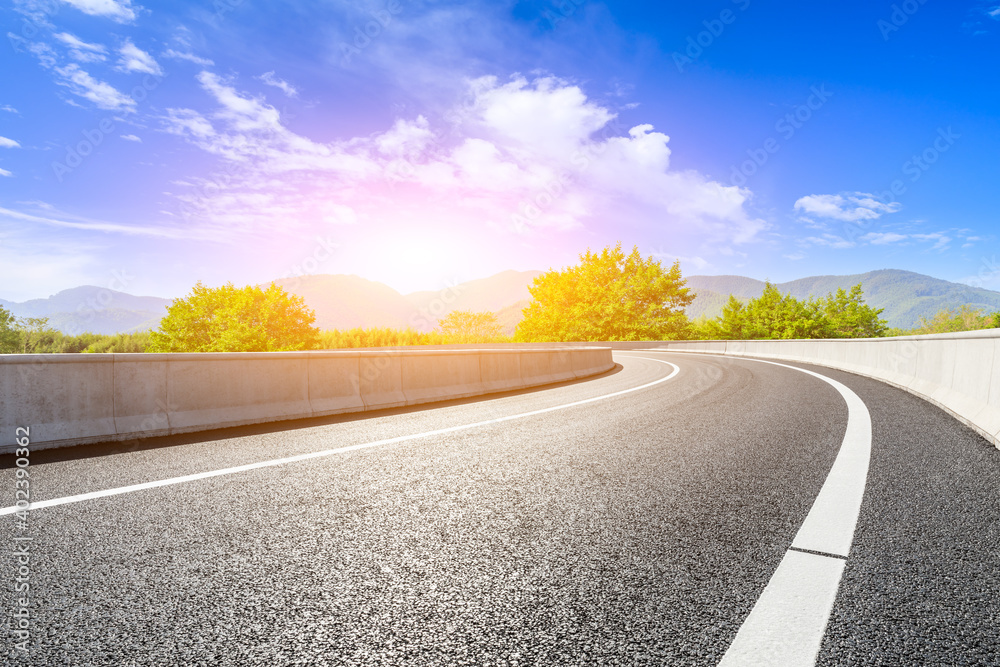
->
[271, 275, 420, 330]
[685, 270, 1000, 329]
[496, 299, 531, 336]
[406, 270, 540, 317]
[9, 268, 997, 336]
[273, 270, 541, 332]
[0, 286, 170, 335]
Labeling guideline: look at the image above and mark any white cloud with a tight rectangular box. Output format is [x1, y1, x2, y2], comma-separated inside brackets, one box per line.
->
[117, 40, 162, 75]
[23, 40, 58, 68]
[322, 204, 357, 225]
[59, 0, 136, 23]
[162, 108, 216, 139]
[376, 117, 433, 157]
[854, 230, 960, 250]
[0, 168, 12, 177]
[162, 74, 765, 246]
[53, 32, 107, 62]
[54, 64, 136, 110]
[257, 71, 298, 98]
[162, 49, 213, 66]
[794, 192, 902, 223]
[120, 134, 142, 142]
[650, 250, 709, 271]
[0, 137, 20, 148]
[860, 232, 908, 245]
[988, 6, 1000, 18]
[799, 234, 855, 249]
[0, 105, 17, 113]
[913, 232, 951, 250]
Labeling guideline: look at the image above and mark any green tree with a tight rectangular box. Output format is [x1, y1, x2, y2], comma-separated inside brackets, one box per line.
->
[705, 283, 825, 340]
[820, 284, 887, 338]
[0, 306, 19, 353]
[910, 305, 998, 335]
[84, 331, 152, 353]
[703, 282, 887, 340]
[149, 282, 319, 352]
[437, 310, 505, 344]
[516, 243, 694, 342]
[14, 316, 61, 353]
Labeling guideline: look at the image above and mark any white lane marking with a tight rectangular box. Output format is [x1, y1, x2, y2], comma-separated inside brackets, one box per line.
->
[720, 551, 847, 667]
[618, 351, 872, 667]
[1, 358, 679, 516]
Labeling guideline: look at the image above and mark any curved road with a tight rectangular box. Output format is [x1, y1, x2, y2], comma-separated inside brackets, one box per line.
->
[2, 351, 998, 665]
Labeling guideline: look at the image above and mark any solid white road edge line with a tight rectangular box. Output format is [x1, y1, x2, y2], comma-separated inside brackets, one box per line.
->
[0, 358, 679, 517]
[619, 351, 872, 667]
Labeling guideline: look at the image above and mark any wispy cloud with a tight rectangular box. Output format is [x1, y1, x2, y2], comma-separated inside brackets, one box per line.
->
[257, 71, 298, 98]
[0, 137, 21, 148]
[0, 168, 12, 177]
[858, 230, 958, 250]
[912, 232, 952, 250]
[117, 39, 163, 75]
[54, 63, 136, 110]
[0, 105, 17, 114]
[120, 133, 142, 142]
[59, 0, 137, 23]
[0, 206, 206, 239]
[162, 49, 213, 66]
[798, 233, 856, 249]
[860, 232, 908, 245]
[53, 32, 108, 62]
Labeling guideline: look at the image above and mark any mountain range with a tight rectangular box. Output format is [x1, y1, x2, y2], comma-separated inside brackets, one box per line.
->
[3, 269, 998, 335]
[683, 270, 1000, 329]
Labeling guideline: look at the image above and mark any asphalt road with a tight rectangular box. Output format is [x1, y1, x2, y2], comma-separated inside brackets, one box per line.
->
[2, 351, 998, 665]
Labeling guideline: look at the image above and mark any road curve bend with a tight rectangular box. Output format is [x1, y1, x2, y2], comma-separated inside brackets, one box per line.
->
[1, 351, 997, 665]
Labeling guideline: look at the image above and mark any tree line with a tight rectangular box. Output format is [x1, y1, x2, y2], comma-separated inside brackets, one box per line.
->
[3, 243, 997, 353]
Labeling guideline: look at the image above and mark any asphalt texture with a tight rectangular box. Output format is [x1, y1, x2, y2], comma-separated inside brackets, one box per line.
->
[1, 351, 997, 666]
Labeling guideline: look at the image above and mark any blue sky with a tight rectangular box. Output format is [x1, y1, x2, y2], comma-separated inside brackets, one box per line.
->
[1, 0, 998, 301]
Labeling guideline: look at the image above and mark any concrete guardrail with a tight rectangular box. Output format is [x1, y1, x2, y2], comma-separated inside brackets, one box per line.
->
[586, 332, 999, 450]
[0, 347, 613, 453]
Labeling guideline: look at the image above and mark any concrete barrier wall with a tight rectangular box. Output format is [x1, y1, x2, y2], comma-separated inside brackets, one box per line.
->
[0, 347, 613, 453]
[648, 332, 1000, 450]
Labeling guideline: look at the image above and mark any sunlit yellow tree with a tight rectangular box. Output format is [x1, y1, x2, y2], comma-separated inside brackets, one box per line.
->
[149, 282, 319, 352]
[515, 243, 694, 341]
